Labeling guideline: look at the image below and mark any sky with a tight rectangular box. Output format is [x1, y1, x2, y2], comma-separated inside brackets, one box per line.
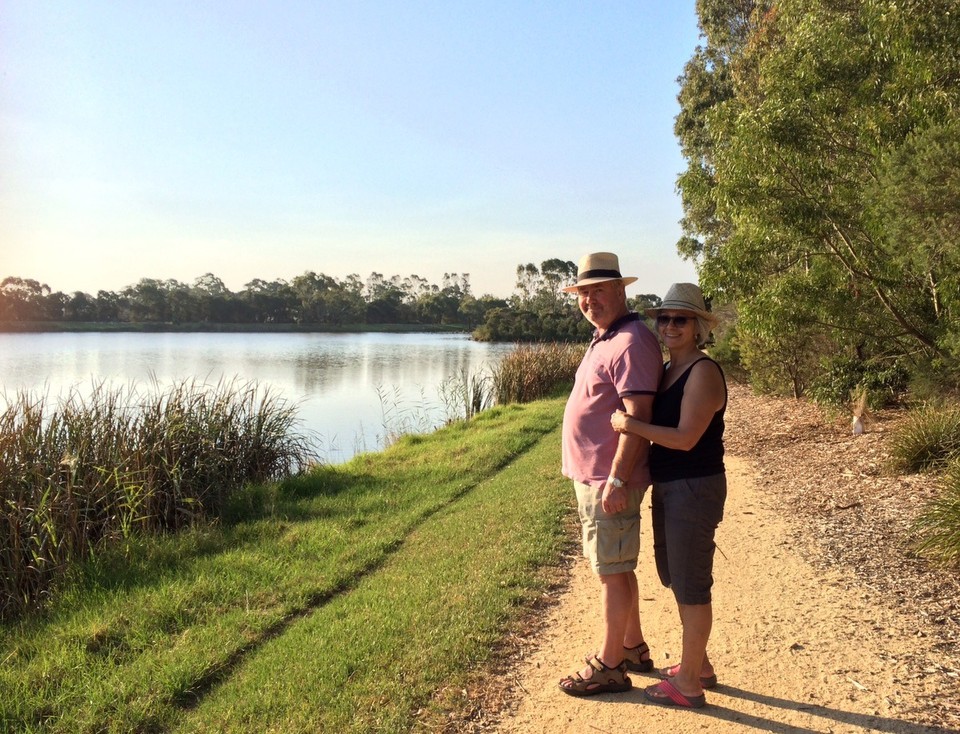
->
[1, 1, 703, 300]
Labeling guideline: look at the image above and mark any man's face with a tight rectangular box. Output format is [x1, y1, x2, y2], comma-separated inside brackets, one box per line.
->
[576, 280, 626, 331]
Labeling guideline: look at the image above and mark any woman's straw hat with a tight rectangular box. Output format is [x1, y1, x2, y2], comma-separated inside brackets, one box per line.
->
[644, 282, 717, 325]
[561, 252, 637, 293]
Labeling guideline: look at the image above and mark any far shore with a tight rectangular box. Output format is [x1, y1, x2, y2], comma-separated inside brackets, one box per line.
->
[0, 320, 473, 335]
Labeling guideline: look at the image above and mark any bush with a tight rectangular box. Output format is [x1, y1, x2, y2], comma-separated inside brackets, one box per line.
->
[913, 458, 960, 568]
[908, 356, 960, 403]
[808, 356, 909, 411]
[708, 322, 749, 384]
[889, 403, 960, 473]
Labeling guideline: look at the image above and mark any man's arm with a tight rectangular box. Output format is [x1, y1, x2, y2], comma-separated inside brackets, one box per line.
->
[602, 392, 654, 513]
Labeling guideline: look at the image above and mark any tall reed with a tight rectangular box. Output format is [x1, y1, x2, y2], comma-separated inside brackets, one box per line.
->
[0, 379, 312, 620]
[439, 368, 494, 422]
[490, 343, 585, 405]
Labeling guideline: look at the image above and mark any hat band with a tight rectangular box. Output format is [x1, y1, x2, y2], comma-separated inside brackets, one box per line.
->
[578, 268, 622, 280]
[661, 299, 704, 312]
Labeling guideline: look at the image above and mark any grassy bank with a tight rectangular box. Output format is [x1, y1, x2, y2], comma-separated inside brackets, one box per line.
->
[0, 398, 572, 733]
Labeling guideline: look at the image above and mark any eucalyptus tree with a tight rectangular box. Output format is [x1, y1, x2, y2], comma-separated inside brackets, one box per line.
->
[192, 273, 238, 323]
[676, 0, 960, 397]
[0, 277, 54, 321]
[241, 279, 296, 324]
[123, 279, 171, 323]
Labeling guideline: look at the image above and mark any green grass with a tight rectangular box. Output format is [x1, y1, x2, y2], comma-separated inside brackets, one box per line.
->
[0, 398, 571, 734]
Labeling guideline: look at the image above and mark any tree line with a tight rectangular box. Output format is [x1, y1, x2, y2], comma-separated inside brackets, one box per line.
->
[676, 0, 960, 405]
[0, 262, 661, 342]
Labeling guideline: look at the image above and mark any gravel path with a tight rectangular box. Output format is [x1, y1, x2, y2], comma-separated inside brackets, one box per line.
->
[439, 383, 960, 733]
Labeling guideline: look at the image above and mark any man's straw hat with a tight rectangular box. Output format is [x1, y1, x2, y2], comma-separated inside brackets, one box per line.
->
[561, 252, 637, 293]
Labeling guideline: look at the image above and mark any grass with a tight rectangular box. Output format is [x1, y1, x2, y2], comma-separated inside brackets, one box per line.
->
[887, 401, 960, 567]
[0, 398, 571, 734]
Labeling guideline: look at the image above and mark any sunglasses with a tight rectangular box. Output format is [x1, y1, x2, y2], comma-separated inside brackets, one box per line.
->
[656, 315, 691, 327]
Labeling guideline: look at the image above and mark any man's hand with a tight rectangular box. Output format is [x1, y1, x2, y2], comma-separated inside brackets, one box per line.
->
[601, 479, 627, 514]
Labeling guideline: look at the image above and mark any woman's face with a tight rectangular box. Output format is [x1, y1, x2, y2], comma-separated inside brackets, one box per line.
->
[656, 309, 699, 347]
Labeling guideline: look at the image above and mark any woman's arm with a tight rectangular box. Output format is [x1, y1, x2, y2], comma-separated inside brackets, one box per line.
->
[610, 360, 725, 450]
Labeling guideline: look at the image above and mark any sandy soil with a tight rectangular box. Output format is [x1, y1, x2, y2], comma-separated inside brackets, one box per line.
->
[493, 455, 955, 733]
[467, 385, 960, 734]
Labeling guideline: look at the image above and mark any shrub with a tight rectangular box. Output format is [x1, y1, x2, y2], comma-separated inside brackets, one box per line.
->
[913, 459, 960, 568]
[708, 321, 749, 384]
[808, 356, 909, 411]
[888, 403, 960, 473]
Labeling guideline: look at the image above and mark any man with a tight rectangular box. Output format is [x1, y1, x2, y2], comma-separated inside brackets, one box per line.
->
[557, 252, 663, 697]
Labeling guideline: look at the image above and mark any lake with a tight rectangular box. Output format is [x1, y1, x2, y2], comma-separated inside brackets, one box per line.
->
[0, 331, 514, 463]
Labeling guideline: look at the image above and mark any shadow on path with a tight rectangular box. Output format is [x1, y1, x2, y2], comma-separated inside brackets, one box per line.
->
[601, 683, 952, 734]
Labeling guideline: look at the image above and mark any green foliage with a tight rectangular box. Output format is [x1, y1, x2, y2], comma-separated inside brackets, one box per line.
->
[889, 403, 960, 474]
[707, 319, 749, 384]
[808, 356, 909, 411]
[675, 0, 960, 398]
[438, 368, 494, 422]
[913, 458, 960, 568]
[907, 356, 960, 404]
[1, 271, 498, 331]
[472, 260, 593, 342]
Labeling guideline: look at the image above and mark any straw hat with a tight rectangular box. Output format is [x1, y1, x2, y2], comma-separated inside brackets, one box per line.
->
[561, 252, 637, 293]
[644, 282, 717, 325]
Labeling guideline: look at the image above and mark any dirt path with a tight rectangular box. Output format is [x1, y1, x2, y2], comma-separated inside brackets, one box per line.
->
[493, 455, 956, 733]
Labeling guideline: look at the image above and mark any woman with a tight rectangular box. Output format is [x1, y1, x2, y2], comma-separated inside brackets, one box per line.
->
[610, 282, 727, 709]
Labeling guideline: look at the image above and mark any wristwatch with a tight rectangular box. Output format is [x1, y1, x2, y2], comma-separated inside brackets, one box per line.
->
[607, 476, 625, 488]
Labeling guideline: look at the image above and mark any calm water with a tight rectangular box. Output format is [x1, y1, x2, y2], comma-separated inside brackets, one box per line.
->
[0, 331, 514, 463]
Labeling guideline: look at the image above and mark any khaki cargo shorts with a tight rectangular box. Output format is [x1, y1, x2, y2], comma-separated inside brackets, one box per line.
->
[574, 480, 643, 575]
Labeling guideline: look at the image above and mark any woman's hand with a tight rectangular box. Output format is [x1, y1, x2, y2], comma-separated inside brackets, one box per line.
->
[610, 409, 630, 433]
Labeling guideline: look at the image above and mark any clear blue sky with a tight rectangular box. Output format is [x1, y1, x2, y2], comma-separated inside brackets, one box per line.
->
[1, 1, 702, 299]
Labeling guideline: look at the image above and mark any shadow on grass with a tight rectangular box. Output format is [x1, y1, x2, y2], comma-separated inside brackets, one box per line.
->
[72, 467, 371, 597]
[167, 463, 507, 714]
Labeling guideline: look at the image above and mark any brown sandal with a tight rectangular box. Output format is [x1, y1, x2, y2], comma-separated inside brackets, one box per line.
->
[583, 641, 653, 673]
[623, 641, 654, 673]
[559, 655, 632, 697]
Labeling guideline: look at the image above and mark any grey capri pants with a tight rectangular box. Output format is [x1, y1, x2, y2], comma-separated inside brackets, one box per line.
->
[651, 472, 727, 606]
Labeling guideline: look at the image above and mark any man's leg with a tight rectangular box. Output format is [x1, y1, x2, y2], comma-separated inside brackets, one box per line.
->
[622, 570, 644, 648]
[599, 571, 633, 666]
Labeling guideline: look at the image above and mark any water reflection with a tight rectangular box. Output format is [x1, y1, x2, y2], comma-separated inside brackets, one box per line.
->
[0, 331, 514, 464]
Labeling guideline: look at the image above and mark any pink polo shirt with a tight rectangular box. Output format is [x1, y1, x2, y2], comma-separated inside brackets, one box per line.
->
[561, 312, 662, 489]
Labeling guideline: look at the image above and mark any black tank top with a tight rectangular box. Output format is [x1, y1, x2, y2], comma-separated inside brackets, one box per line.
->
[649, 357, 726, 482]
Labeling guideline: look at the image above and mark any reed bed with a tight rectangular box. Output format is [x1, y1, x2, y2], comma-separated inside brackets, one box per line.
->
[0, 379, 312, 620]
[489, 342, 585, 405]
